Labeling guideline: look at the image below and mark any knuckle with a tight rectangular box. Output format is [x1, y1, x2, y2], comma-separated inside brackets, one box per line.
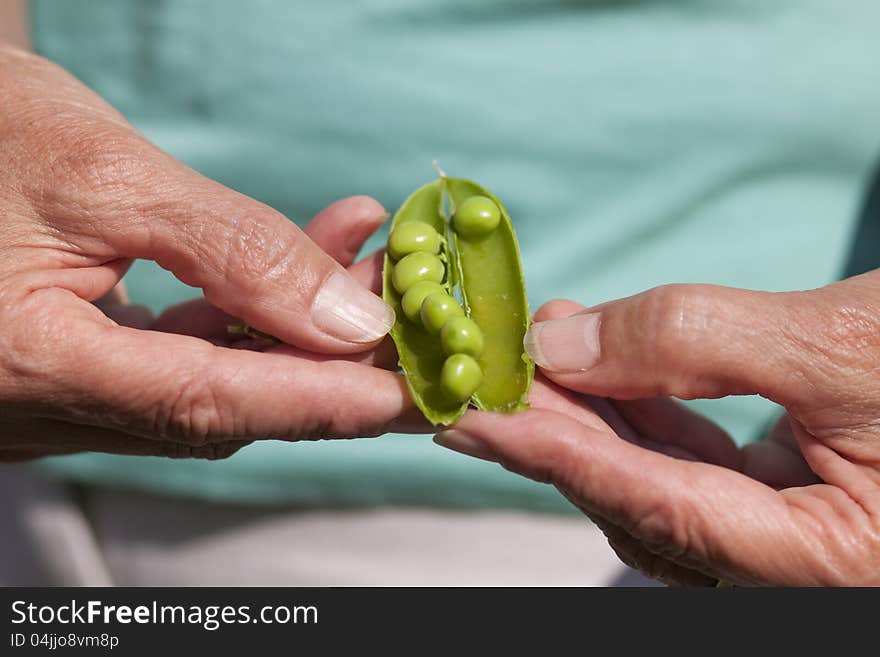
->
[636, 284, 716, 396]
[630, 502, 677, 551]
[232, 212, 296, 278]
[640, 284, 710, 358]
[216, 210, 307, 298]
[628, 495, 701, 565]
[152, 367, 226, 445]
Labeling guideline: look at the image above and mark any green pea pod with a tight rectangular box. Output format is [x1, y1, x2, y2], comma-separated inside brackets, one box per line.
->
[383, 174, 533, 425]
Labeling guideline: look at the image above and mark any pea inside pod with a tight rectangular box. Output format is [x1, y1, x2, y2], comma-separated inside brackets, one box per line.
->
[420, 291, 465, 335]
[400, 281, 445, 323]
[391, 252, 445, 294]
[452, 195, 501, 239]
[388, 220, 442, 260]
[440, 316, 484, 358]
[383, 173, 533, 425]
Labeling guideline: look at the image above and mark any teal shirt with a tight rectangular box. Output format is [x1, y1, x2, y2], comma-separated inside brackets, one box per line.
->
[31, 0, 880, 512]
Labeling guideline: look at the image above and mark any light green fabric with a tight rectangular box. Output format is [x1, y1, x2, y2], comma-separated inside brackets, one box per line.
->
[30, 0, 880, 511]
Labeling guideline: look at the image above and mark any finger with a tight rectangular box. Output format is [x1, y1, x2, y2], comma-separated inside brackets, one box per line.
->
[98, 303, 154, 329]
[39, 258, 132, 304]
[266, 337, 400, 370]
[524, 286, 821, 408]
[38, 135, 394, 352]
[150, 250, 389, 344]
[611, 398, 741, 469]
[741, 414, 820, 488]
[790, 418, 879, 503]
[25, 288, 424, 444]
[2, 418, 251, 459]
[94, 272, 132, 305]
[149, 296, 399, 369]
[767, 412, 801, 450]
[348, 249, 385, 295]
[597, 519, 720, 587]
[150, 298, 240, 341]
[586, 396, 702, 462]
[528, 376, 716, 462]
[536, 298, 757, 468]
[529, 376, 687, 460]
[436, 408, 845, 585]
[304, 196, 389, 267]
[533, 298, 585, 322]
[741, 440, 821, 489]
[534, 299, 745, 467]
[526, 375, 617, 434]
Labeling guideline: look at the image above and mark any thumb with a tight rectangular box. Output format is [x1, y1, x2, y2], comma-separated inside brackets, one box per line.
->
[524, 284, 823, 408]
[14, 52, 394, 354]
[63, 141, 394, 353]
[146, 177, 394, 353]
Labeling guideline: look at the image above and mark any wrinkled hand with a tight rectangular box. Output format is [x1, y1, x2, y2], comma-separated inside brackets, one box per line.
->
[436, 278, 880, 586]
[0, 46, 419, 461]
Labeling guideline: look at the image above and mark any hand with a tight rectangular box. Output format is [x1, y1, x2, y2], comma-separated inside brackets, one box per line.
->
[435, 278, 880, 586]
[0, 46, 418, 461]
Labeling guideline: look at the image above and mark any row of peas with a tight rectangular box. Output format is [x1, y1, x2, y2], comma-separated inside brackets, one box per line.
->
[387, 196, 502, 402]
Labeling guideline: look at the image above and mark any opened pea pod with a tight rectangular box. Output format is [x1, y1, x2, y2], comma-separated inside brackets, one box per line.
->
[383, 174, 533, 425]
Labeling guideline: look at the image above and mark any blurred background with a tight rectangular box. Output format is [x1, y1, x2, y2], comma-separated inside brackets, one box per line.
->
[1, 0, 878, 586]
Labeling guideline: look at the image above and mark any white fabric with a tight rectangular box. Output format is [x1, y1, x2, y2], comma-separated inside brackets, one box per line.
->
[0, 465, 656, 587]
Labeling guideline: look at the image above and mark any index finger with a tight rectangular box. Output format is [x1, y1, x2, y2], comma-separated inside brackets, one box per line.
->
[21, 288, 427, 445]
[439, 407, 850, 585]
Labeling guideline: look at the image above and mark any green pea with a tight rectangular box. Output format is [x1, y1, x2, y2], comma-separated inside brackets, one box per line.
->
[452, 195, 501, 239]
[419, 292, 464, 334]
[400, 281, 445, 323]
[388, 221, 441, 261]
[392, 252, 445, 294]
[440, 316, 484, 358]
[440, 354, 483, 403]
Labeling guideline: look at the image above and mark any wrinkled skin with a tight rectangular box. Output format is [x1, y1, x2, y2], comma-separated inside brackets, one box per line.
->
[0, 45, 424, 461]
[437, 280, 880, 586]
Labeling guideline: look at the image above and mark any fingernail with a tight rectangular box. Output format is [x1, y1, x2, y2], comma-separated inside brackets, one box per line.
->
[524, 313, 601, 372]
[433, 429, 498, 462]
[345, 211, 390, 254]
[312, 271, 396, 343]
[370, 210, 391, 224]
